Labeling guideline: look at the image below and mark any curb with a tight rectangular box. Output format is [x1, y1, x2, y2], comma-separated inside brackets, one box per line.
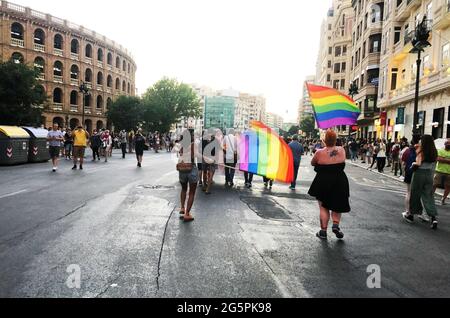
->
[347, 160, 445, 198]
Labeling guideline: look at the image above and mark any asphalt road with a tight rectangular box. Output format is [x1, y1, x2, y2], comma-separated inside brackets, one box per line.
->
[0, 150, 449, 298]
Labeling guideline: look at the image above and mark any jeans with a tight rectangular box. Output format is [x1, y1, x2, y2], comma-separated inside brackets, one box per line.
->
[225, 162, 236, 184]
[92, 146, 100, 160]
[291, 162, 300, 188]
[410, 169, 438, 217]
[121, 143, 127, 158]
[244, 172, 254, 185]
[377, 157, 386, 172]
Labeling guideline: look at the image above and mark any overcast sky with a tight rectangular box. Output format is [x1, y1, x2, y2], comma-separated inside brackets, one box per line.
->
[14, 0, 331, 122]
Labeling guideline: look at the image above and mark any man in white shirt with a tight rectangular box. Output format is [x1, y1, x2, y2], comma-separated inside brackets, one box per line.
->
[223, 129, 237, 187]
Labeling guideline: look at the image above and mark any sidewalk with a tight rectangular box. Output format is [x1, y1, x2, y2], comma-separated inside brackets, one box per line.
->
[347, 159, 446, 198]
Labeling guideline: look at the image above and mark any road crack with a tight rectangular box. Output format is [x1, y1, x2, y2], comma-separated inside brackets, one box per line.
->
[155, 204, 176, 296]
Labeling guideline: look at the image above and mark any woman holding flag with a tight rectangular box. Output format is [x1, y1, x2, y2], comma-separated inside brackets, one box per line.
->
[308, 130, 350, 240]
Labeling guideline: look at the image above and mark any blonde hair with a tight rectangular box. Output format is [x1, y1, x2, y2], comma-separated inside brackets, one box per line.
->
[324, 129, 337, 147]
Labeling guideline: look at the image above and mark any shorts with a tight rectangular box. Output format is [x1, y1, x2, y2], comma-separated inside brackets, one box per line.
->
[203, 163, 216, 172]
[73, 146, 86, 158]
[197, 163, 203, 171]
[179, 167, 199, 185]
[434, 172, 450, 188]
[49, 146, 60, 158]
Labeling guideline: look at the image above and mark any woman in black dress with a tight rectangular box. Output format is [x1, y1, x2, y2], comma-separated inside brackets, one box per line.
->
[135, 129, 146, 168]
[308, 129, 350, 240]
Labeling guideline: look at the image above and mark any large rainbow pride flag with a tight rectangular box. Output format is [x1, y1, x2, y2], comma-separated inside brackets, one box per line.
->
[306, 84, 360, 129]
[239, 121, 294, 184]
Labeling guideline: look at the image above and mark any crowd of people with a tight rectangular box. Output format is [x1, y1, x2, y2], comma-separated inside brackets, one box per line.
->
[46, 124, 449, 236]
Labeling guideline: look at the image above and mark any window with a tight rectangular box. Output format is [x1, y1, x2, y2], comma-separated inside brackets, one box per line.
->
[97, 72, 103, 85]
[372, 4, 381, 23]
[340, 79, 346, 90]
[54, 34, 63, 50]
[394, 27, 401, 44]
[328, 24, 332, 31]
[85, 68, 92, 82]
[116, 78, 120, 89]
[361, 73, 365, 87]
[97, 48, 104, 62]
[53, 61, 63, 76]
[127, 83, 131, 94]
[368, 68, 380, 85]
[107, 53, 113, 65]
[334, 63, 341, 73]
[343, 45, 347, 55]
[85, 44, 92, 58]
[333, 80, 340, 89]
[34, 29, 45, 45]
[70, 65, 79, 79]
[34, 57, 45, 74]
[328, 47, 332, 55]
[11, 52, 24, 64]
[97, 95, 103, 109]
[335, 46, 341, 57]
[362, 41, 366, 58]
[70, 91, 78, 105]
[422, 55, 430, 76]
[391, 68, 398, 90]
[11, 22, 24, 40]
[328, 60, 332, 68]
[53, 88, 63, 103]
[116, 56, 121, 68]
[107, 75, 113, 87]
[122, 60, 126, 71]
[84, 94, 91, 107]
[122, 80, 126, 91]
[341, 62, 346, 72]
[327, 74, 331, 82]
[71, 39, 79, 54]
[442, 43, 450, 67]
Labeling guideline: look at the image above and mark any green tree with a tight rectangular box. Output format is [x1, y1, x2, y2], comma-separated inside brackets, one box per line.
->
[106, 96, 143, 131]
[300, 115, 319, 139]
[0, 61, 47, 126]
[288, 125, 300, 136]
[142, 78, 201, 132]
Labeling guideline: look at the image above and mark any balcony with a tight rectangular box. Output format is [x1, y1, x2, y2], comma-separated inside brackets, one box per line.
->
[85, 57, 92, 65]
[33, 43, 45, 52]
[54, 48, 64, 57]
[70, 78, 79, 86]
[36, 73, 45, 81]
[11, 38, 24, 47]
[70, 53, 79, 60]
[84, 107, 92, 114]
[106, 88, 112, 94]
[53, 103, 63, 111]
[95, 109, 103, 115]
[85, 82, 92, 89]
[96, 86, 103, 92]
[434, 1, 450, 30]
[53, 75, 63, 83]
[107, 65, 113, 71]
[70, 105, 78, 113]
[97, 61, 103, 68]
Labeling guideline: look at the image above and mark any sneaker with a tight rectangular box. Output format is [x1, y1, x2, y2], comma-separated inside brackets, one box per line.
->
[289, 186, 295, 190]
[418, 214, 430, 223]
[72, 165, 77, 170]
[79, 165, 83, 170]
[332, 226, 345, 239]
[431, 217, 438, 230]
[402, 212, 414, 223]
[316, 230, 328, 240]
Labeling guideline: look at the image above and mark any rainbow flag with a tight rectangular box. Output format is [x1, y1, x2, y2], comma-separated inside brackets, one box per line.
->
[306, 84, 360, 129]
[239, 121, 294, 183]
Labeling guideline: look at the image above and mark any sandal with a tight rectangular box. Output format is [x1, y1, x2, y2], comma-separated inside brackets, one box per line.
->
[179, 209, 185, 219]
[184, 215, 195, 222]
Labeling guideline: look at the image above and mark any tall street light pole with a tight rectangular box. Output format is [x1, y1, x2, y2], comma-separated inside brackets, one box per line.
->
[79, 82, 90, 129]
[348, 82, 359, 140]
[410, 16, 431, 143]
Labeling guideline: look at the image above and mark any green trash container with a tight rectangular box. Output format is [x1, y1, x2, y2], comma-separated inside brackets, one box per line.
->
[0, 126, 30, 166]
[22, 127, 50, 163]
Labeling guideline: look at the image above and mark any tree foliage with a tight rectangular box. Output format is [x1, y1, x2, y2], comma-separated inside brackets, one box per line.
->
[300, 115, 319, 138]
[106, 96, 143, 131]
[142, 78, 201, 132]
[0, 61, 47, 126]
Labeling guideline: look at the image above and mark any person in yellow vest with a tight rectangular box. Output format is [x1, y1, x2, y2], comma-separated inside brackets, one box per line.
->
[72, 126, 90, 170]
[434, 138, 450, 205]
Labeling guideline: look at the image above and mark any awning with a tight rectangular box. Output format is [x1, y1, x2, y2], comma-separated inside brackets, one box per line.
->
[0, 126, 30, 138]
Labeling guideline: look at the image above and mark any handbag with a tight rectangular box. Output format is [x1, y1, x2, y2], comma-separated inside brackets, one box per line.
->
[176, 143, 194, 172]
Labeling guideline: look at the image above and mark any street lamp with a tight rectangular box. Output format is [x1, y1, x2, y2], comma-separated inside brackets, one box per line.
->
[410, 16, 432, 143]
[79, 82, 90, 129]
